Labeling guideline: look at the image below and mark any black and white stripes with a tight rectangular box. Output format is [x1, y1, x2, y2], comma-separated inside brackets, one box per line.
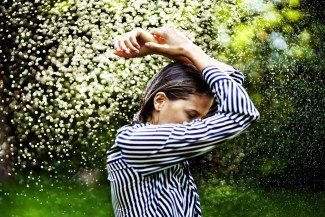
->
[107, 65, 260, 217]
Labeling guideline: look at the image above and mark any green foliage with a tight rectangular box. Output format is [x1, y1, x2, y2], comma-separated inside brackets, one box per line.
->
[2, 179, 325, 217]
[199, 0, 325, 189]
[0, 178, 113, 217]
[1, 0, 324, 189]
[199, 184, 325, 217]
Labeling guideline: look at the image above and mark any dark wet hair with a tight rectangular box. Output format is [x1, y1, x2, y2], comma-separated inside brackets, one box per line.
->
[134, 62, 213, 123]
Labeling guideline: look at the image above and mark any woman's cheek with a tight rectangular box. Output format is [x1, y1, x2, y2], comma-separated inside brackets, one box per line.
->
[179, 112, 189, 123]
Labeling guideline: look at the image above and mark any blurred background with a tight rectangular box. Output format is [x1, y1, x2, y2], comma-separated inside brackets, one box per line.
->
[1, 0, 324, 216]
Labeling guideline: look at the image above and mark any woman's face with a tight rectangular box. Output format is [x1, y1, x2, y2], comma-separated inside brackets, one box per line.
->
[152, 93, 214, 124]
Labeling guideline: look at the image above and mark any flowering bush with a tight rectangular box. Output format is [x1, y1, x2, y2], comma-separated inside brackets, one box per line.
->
[1, 0, 324, 187]
[1, 0, 216, 175]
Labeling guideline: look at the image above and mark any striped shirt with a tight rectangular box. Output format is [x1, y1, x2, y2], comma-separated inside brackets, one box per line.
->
[107, 65, 260, 217]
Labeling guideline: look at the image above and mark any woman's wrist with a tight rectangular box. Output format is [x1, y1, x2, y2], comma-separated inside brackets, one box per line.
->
[185, 44, 215, 72]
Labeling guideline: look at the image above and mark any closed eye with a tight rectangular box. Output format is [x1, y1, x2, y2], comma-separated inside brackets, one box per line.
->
[187, 110, 200, 121]
[187, 114, 197, 120]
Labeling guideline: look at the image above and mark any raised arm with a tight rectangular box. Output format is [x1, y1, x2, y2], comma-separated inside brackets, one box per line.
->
[114, 27, 243, 74]
[142, 27, 214, 72]
[113, 27, 193, 64]
[114, 27, 217, 70]
[113, 28, 158, 57]
[112, 27, 259, 175]
[115, 65, 259, 176]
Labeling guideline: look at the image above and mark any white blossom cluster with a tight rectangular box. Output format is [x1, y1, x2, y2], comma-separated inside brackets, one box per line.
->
[1, 0, 218, 175]
[1, 0, 310, 176]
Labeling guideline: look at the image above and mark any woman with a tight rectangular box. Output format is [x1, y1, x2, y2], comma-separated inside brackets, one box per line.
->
[107, 27, 260, 217]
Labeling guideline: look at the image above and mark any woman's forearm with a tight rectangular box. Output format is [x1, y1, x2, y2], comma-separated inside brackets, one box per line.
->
[114, 27, 231, 72]
[183, 44, 215, 72]
[185, 45, 239, 74]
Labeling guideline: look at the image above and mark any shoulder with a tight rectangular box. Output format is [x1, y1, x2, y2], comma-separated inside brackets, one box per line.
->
[117, 123, 164, 134]
[116, 124, 136, 134]
[116, 122, 187, 139]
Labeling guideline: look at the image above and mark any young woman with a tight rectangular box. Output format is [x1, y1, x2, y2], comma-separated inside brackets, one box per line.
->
[107, 27, 260, 217]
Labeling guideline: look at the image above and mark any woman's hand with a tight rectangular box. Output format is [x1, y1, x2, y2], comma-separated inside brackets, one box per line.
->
[145, 27, 195, 58]
[146, 27, 215, 72]
[114, 28, 158, 58]
[113, 27, 214, 71]
[113, 27, 193, 64]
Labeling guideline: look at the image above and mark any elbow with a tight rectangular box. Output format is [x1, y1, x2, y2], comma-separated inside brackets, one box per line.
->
[237, 109, 260, 127]
[248, 108, 260, 123]
[255, 110, 261, 121]
[245, 102, 260, 123]
[252, 106, 260, 121]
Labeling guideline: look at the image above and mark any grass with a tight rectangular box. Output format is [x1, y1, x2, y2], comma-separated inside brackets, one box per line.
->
[0, 178, 113, 217]
[199, 185, 325, 217]
[1, 177, 325, 217]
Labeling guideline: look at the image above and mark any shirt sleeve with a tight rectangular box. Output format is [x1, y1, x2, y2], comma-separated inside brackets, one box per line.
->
[205, 60, 245, 117]
[115, 66, 260, 176]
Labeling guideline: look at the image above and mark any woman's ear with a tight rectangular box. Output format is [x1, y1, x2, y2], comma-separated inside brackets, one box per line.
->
[153, 92, 167, 111]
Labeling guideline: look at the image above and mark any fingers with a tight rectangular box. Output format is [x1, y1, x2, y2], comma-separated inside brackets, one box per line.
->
[114, 27, 184, 58]
[150, 27, 177, 39]
[129, 35, 141, 49]
[124, 37, 139, 53]
[114, 34, 140, 54]
[150, 27, 170, 37]
[113, 50, 128, 58]
[152, 34, 165, 43]
[120, 40, 137, 54]
[118, 39, 130, 54]
[145, 42, 168, 53]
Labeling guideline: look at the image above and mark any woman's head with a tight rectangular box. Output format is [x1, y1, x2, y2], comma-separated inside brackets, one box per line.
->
[135, 62, 214, 124]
